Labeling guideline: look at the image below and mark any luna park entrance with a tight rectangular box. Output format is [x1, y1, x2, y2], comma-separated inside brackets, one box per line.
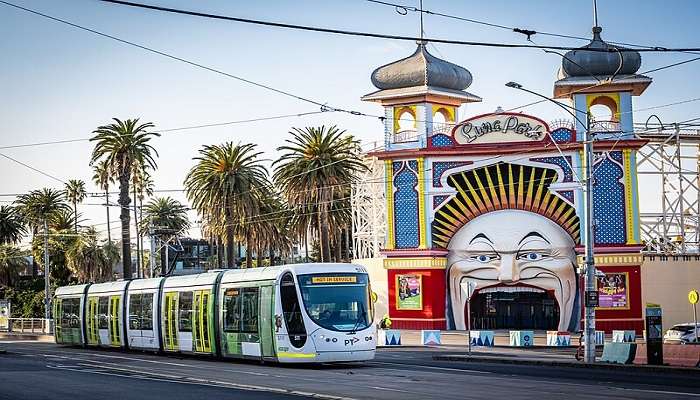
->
[469, 290, 559, 330]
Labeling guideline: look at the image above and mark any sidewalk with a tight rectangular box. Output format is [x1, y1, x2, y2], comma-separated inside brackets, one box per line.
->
[0, 332, 54, 342]
[381, 329, 581, 347]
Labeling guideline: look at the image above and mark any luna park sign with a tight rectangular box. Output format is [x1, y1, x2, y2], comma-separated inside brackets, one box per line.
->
[453, 114, 547, 145]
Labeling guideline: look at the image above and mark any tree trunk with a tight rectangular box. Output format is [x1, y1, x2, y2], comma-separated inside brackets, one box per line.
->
[237, 241, 242, 265]
[73, 201, 78, 233]
[225, 210, 234, 269]
[304, 230, 309, 262]
[160, 243, 166, 276]
[246, 234, 252, 268]
[335, 232, 342, 262]
[118, 169, 132, 279]
[345, 225, 351, 262]
[256, 246, 263, 268]
[216, 236, 223, 269]
[133, 185, 140, 278]
[105, 185, 112, 243]
[268, 245, 274, 266]
[319, 189, 331, 263]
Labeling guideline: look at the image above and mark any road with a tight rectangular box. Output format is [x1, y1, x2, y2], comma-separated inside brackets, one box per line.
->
[0, 341, 698, 400]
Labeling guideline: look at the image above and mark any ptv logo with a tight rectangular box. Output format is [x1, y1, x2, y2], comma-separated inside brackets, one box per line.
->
[344, 337, 359, 346]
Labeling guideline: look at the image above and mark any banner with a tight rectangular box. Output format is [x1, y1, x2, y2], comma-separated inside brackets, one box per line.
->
[597, 272, 629, 309]
[396, 274, 422, 310]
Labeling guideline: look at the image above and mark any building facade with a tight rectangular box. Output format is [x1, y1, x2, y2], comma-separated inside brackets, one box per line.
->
[362, 26, 651, 332]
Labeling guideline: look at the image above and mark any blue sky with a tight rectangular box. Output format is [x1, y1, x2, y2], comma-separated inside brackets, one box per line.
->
[1, 0, 699, 239]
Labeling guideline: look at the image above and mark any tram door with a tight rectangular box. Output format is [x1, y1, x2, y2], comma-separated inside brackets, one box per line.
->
[193, 290, 211, 353]
[53, 299, 62, 342]
[109, 296, 121, 346]
[259, 286, 275, 357]
[163, 292, 178, 351]
[86, 297, 99, 345]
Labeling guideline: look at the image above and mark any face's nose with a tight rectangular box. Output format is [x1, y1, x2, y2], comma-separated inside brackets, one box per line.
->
[498, 254, 520, 283]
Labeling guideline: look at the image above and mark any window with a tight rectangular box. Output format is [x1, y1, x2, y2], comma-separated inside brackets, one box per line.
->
[297, 273, 372, 332]
[141, 293, 154, 330]
[223, 288, 241, 332]
[241, 288, 259, 333]
[178, 291, 193, 332]
[98, 297, 109, 329]
[61, 298, 81, 329]
[129, 294, 142, 330]
[280, 273, 306, 348]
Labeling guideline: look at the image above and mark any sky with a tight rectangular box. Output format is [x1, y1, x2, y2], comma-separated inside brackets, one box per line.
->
[1, 0, 699, 242]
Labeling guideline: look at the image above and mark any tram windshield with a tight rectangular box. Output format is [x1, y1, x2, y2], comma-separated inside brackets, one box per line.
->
[297, 273, 372, 332]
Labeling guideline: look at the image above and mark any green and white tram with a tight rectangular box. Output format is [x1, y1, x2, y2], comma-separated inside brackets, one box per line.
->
[53, 263, 376, 363]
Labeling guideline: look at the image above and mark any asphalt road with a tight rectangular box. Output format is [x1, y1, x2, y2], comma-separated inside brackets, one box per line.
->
[0, 341, 698, 400]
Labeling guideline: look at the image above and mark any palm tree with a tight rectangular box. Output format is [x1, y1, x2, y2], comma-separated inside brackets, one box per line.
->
[90, 118, 159, 279]
[273, 125, 366, 262]
[0, 245, 29, 287]
[184, 142, 269, 269]
[140, 196, 190, 275]
[132, 165, 154, 277]
[92, 161, 114, 243]
[0, 205, 27, 245]
[64, 179, 87, 233]
[15, 188, 70, 318]
[65, 227, 114, 284]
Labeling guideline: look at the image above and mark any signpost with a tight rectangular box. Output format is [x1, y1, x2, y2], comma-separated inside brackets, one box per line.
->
[689, 290, 699, 343]
[645, 303, 663, 365]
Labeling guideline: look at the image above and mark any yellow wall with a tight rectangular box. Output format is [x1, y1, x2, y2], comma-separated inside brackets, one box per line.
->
[353, 257, 388, 323]
[641, 259, 700, 330]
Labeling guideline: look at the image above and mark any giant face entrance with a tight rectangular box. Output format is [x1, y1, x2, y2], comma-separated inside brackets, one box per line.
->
[468, 288, 559, 330]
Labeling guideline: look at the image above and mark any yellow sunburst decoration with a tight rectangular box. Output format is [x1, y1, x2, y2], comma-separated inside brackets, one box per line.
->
[432, 163, 580, 248]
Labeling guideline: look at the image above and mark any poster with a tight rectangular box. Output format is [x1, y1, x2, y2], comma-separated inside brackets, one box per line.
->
[596, 272, 629, 309]
[396, 274, 422, 310]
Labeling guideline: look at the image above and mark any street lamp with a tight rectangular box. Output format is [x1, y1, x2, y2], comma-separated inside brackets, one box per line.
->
[506, 81, 597, 364]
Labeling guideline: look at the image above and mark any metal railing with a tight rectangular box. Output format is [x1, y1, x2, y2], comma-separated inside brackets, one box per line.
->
[2, 318, 53, 335]
[589, 120, 621, 133]
[392, 129, 419, 143]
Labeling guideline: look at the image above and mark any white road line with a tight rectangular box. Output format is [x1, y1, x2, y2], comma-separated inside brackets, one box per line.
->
[369, 361, 492, 374]
[369, 386, 412, 393]
[613, 387, 700, 397]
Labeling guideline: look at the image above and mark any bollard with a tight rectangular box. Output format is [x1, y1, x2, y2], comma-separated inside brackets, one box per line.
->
[382, 329, 402, 346]
[595, 330, 606, 345]
[601, 342, 637, 364]
[612, 330, 636, 343]
[546, 331, 571, 346]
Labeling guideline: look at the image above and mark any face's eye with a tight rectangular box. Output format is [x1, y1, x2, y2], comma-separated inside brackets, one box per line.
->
[470, 254, 498, 263]
[518, 252, 546, 261]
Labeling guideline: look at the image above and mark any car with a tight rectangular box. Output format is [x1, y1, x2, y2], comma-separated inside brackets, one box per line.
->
[663, 323, 700, 344]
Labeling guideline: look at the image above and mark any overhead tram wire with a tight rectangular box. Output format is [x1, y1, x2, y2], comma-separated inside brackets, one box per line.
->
[0, 110, 331, 150]
[88, 0, 700, 53]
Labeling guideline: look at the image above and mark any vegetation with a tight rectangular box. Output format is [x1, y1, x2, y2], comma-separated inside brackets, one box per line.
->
[273, 125, 365, 262]
[91, 160, 114, 243]
[184, 142, 269, 268]
[0, 205, 27, 245]
[141, 196, 190, 274]
[90, 118, 160, 279]
[64, 179, 87, 233]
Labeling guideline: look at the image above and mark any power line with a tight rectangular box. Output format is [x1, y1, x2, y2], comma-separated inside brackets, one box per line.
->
[0, 153, 66, 184]
[0, 110, 330, 150]
[93, 0, 700, 53]
[0, 1, 373, 119]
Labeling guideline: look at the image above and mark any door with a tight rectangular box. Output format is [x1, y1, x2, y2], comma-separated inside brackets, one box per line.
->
[193, 290, 211, 353]
[86, 297, 99, 345]
[53, 299, 62, 343]
[259, 286, 275, 357]
[98, 297, 110, 345]
[109, 296, 121, 346]
[163, 292, 178, 351]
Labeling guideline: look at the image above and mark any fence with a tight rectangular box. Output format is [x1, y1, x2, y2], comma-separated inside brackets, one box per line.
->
[1, 318, 53, 335]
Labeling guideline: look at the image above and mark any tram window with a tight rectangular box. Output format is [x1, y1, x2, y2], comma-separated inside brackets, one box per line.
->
[141, 293, 154, 330]
[129, 294, 142, 330]
[98, 297, 109, 329]
[280, 273, 306, 347]
[62, 298, 80, 329]
[241, 287, 259, 333]
[223, 288, 241, 333]
[179, 291, 193, 332]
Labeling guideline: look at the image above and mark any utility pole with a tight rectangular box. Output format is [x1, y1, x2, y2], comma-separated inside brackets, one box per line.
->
[583, 115, 597, 364]
[149, 225, 156, 278]
[43, 219, 50, 321]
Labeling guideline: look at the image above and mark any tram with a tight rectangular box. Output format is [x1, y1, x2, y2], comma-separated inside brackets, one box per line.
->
[53, 263, 376, 363]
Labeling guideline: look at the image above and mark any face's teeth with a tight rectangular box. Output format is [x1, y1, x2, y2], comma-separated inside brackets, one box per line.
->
[479, 286, 545, 294]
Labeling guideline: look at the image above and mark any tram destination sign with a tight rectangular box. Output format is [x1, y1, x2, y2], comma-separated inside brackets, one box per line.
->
[453, 113, 547, 145]
[311, 276, 357, 284]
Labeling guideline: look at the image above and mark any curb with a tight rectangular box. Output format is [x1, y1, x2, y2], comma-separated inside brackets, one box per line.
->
[433, 355, 700, 374]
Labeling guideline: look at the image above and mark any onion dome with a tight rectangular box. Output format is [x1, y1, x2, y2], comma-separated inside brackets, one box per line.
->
[371, 42, 473, 91]
[561, 26, 641, 78]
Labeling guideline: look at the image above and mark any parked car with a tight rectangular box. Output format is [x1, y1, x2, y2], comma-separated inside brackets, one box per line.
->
[663, 323, 700, 344]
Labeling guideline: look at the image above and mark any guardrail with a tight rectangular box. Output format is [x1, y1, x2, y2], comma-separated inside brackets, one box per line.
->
[2, 318, 53, 335]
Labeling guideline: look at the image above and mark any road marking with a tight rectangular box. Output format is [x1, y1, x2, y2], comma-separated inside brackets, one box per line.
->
[613, 387, 700, 397]
[369, 361, 492, 374]
[369, 386, 412, 393]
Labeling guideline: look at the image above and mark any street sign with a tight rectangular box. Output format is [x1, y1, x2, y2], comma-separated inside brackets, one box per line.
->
[585, 290, 599, 307]
[689, 290, 699, 305]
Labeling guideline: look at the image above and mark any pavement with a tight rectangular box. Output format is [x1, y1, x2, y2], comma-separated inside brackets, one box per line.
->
[0, 340, 698, 400]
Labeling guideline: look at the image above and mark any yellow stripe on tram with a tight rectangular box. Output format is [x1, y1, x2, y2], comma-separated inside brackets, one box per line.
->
[277, 352, 317, 359]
